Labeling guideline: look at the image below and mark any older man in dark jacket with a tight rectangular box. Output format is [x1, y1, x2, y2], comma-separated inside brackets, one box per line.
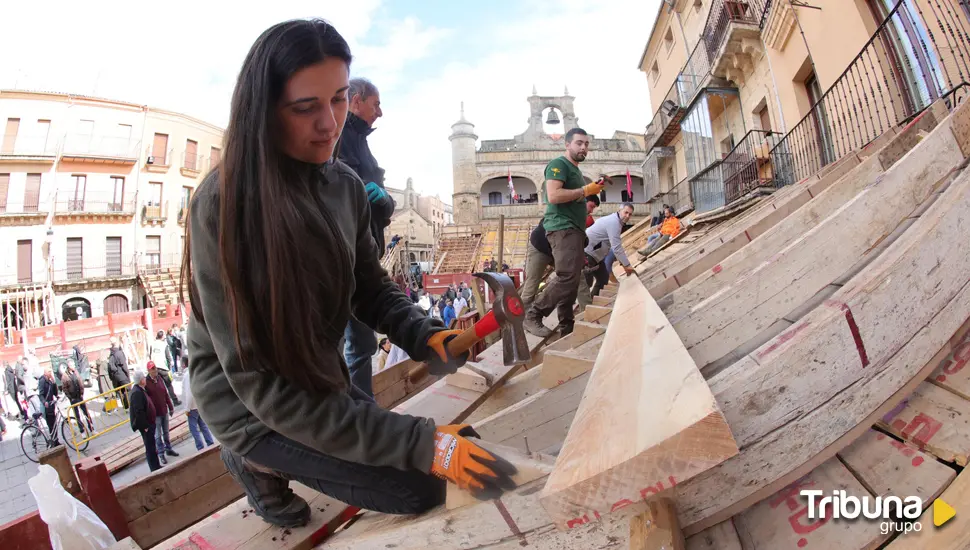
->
[107, 337, 131, 409]
[129, 371, 161, 471]
[335, 77, 395, 398]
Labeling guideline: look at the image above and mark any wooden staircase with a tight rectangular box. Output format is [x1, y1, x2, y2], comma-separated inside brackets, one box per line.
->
[434, 235, 482, 273]
[138, 267, 181, 306]
[476, 220, 536, 270]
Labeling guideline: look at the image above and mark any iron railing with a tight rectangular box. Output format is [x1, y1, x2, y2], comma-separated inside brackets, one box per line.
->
[660, 177, 695, 217]
[646, 39, 713, 150]
[53, 256, 138, 283]
[691, 164, 727, 213]
[62, 134, 139, 160]
[703, 0, 772, 62]
[142, 200, 169, 221]
[0, 194, 44, 214]
[54, 193, 136, 215]
[722, 129, 781, 203]
[771, 0, 970, 185]
[0, 133, 57, 157]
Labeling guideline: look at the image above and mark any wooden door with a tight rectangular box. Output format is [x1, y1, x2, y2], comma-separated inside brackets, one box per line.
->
[17, 240, 31, 283]
[106, 237, 122, 276]
[67, 238, 83, 280]
[153, 133, 168, 164]
[24, 173, 40, 212]
[2, 118, 20, 153]
[758, 106, 772, 132]
[103, 294, 129, 314]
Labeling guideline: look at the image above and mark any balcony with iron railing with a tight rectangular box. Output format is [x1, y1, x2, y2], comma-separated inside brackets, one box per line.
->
[145, 146, 173, 172]
[181, 151, 202, 178]
[177, 202, 189, 226]
[0, 194, 46, 217]
[138, 252, 183, 275]
[141, 200, 169, 224]
[770, 0, 970, 186]
[0, 133, 58, 163]
[722, 129, 780, 203]
[702, 0, 771, 85]
[645, 40, 714, 151]
[658, 176, 694, 217]
[53, 192, 136, 217]
[52, 255, 138, 284]
[61, 134, 140, 164]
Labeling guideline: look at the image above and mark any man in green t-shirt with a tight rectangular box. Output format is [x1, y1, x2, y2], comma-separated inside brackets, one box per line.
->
[523, 127, 605, 338]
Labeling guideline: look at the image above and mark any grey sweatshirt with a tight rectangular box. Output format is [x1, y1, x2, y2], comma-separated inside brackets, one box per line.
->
[584, 212, 632, 267]
[187, 160, 444, 472]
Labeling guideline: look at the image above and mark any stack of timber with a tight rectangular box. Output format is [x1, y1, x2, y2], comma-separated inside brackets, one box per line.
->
[140, 268, 182, 306]
[433, 235, 482, 274]
[37, 97, 970, 550]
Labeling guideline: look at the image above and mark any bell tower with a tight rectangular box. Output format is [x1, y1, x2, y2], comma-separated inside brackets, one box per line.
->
[450, 103, 480, 225]
[520, 86, 579, 143]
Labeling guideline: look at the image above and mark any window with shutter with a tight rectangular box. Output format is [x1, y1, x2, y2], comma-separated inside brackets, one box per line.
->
[2, 118, 20, 153]
[106, 237, 122, 276]
[110, 177, 125, 212]
[185, 139, 198, 170]
[153, 133, 169, 165]
[146, 236, 161, 273]
[210, 146, 221, 167]
[67, 238, 83, 280]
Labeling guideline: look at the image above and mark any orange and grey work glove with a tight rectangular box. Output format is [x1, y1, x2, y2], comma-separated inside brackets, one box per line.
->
[426, 329, 469, 376]
[582, 180, 605, 197]
[430, 424, 518, 500]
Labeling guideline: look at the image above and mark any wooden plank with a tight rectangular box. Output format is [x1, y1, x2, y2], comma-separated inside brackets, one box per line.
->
[928, 327, 970, 399]
[539, 275, 738, 530]
[539, 334, 603, 389]
[116, 445, 232, 523]
[581, 305, 612, 324]
[464, 367, 545, 425]
[685, 521, 742, 550]
[474, 372, 590, 452]
[444, 440, 556, 510]
[877, 382, 970, 466]
[838, 429, 955, 508]
[321, 473, 635, 549]
[677, 280, 970, 535]
[733, 458, 888, 550]
[629, 499, 685, 550]
[445, 366, 489, 392]
[128, 473, 243, 548]
[671, 107, 964, 370]
[884, 467, 970, 549]
[661, 101, 949, 323]
[592, 294, 613, 307]
[154, 483, 347, 550]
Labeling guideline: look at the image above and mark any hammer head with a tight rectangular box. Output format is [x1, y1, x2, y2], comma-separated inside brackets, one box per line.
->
[473, 272, 531, 366]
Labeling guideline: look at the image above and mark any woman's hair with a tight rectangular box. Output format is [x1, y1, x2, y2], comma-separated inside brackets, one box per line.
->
[181, 19, 354, 393]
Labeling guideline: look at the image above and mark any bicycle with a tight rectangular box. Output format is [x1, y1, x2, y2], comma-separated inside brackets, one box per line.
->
[20, 394, 90, 462]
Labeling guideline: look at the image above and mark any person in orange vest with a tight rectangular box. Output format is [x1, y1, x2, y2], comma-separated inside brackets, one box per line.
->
[638, 206, 680, 258]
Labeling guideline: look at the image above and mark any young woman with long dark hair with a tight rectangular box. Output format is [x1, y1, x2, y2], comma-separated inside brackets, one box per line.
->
[181, 19, 515, 527]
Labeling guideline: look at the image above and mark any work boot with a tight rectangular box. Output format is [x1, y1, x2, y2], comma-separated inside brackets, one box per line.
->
[159, 454, 168, 465]
[558, 320, 574, 337]
[522, 307, 553, 338]
[221, 446, 311, 528]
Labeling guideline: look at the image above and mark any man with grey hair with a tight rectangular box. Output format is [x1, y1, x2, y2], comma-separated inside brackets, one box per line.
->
[585, 203, 637, 296]
[129, 370, 162, 472]
[335, 77, 394, 398]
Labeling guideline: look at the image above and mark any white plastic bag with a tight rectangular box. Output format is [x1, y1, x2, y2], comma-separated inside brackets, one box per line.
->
[28, 465, 117, 550]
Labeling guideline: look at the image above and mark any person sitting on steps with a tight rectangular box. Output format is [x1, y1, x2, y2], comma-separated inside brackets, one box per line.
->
[638, 205, 681, 258]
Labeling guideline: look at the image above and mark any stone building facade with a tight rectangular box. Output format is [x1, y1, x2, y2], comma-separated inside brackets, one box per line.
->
[450, 91, 650, 226]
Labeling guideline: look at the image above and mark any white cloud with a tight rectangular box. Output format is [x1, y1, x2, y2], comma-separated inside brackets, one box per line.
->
[368, 0, 660, 202]
[0, 0, 660, 206]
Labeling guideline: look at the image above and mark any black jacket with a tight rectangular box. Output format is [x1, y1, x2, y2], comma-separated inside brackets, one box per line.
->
[188, 161, 445, 472]
[129, 385, 156, 432]
[4, 365, 22, 394]
[336, 112, 395, 251]
[38, 376, 58, 409]
[107, 347, 130, 386]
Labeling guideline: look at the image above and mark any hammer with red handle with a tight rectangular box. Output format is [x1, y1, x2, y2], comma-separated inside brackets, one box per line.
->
[409, 272, 531, 382]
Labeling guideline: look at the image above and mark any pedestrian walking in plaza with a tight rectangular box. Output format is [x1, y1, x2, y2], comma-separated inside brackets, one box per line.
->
[129, 371, 161, 472]
[181, 360, 215, 451]
[145, 362, 178, 465]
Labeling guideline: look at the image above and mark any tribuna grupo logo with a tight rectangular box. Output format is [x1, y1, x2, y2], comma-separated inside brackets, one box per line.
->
[801, 490, 924, 535]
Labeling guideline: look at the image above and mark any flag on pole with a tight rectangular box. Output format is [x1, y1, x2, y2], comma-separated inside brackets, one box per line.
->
[626, 169, 633, 200]
[508, 167, 518, 201]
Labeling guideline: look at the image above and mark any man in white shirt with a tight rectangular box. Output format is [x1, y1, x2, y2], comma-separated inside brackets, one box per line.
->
[453, 294, 469, 317]
[585, 203, 636, 296]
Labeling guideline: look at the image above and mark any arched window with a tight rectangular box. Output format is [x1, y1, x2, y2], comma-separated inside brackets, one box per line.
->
[103, 294, 129, 314]
[62, 297, 92, 322]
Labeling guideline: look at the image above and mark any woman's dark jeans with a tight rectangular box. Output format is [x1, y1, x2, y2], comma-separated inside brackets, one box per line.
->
[243, 385, 445, 515]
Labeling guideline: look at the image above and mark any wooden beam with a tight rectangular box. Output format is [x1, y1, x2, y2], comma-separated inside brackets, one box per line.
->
[592, 294, 613, 307]
[670, 103, 965, 371]
[539, 334, 603, 389]
[445, 366, 489, 392]
[629, 499, 685, 550]
[733, 458, 887, 549]
[885, 466, 970, 548]
[539, 276, 738, 530]
[684, 521, 742, 550]
[127, 473, 242, 548]
[39, 446, 82, 499]
[674, 161, 970, 534]
[877, 382, 970, 466]
[445, 439, 556, 510]
[581, 305, 612, 324]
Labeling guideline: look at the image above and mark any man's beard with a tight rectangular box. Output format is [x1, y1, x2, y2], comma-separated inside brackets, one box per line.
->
[569, 151, 587, 163]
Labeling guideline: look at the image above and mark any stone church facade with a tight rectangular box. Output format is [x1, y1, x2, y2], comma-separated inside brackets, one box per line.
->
[450, 89, 653, 226]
